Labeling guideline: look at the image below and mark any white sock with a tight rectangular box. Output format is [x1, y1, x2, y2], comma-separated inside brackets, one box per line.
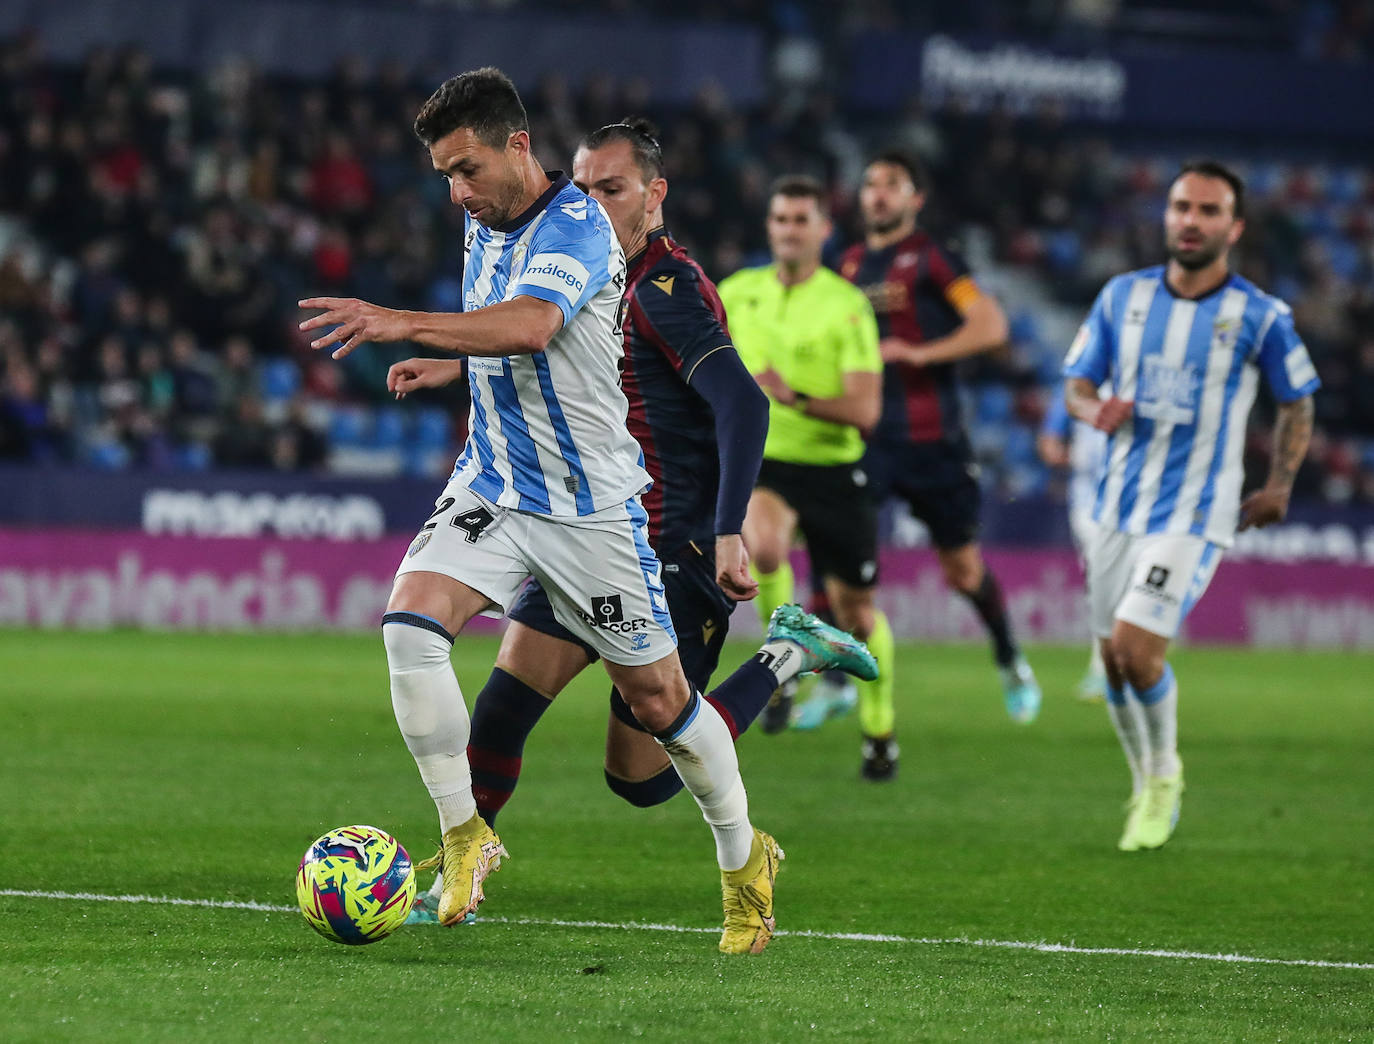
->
[1135, 665, 1181, 779]
[754, 639, 808, 687]
[382, 615, 476, 833]
[655, 691, 754, 870]
[1105, 684, 1150, 796]
[1088, 640, 1105, 678]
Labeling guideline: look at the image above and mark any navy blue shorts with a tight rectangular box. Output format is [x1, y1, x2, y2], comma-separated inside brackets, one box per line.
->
[508, 540, 736, 693]
[865, 439, 983, 551]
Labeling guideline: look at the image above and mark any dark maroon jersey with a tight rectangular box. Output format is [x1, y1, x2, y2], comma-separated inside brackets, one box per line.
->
[838, 230, 983, 448]
[620, 228, 735, 552]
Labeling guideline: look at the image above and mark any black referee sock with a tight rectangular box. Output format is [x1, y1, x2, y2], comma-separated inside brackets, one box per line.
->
[963, 569, 1018, 668]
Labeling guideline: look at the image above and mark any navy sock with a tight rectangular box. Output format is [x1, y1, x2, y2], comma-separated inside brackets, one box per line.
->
[605, 766, 684, 807]
[963, 569, 1018, 668]
[704, 660, 778, 739]
[466, 668, 551, 828]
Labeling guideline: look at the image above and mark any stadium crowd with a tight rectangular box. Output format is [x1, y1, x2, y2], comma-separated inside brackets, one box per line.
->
[0, 25, 1371, 503]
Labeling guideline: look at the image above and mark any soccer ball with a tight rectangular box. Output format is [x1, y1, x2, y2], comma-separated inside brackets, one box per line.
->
[296, 825, 416, 944]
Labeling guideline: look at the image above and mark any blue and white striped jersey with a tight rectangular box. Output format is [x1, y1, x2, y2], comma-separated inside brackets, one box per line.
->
[449, 172, 647, 516]
[1064, 266, 1319, 547]
[1041, 385, 1107, 521]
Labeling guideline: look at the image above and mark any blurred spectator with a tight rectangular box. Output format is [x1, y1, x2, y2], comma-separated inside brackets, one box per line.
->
[0, 15, 1369, 500]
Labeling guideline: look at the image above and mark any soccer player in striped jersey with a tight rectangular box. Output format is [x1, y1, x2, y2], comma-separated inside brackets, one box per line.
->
[387, 121, 873, 911]
[1037, 388, 1109, 700]
[1063, 161, 1318, 851]
[840, 152, 1042, 725]
[301, 73, 872, 954]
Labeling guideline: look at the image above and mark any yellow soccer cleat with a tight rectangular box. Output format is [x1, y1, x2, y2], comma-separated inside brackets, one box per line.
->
[415, 813, 508, 925]
[1133, 767, 1185, 850]
[1117, 792, 1145, 852]
[719, 829, 784, 955]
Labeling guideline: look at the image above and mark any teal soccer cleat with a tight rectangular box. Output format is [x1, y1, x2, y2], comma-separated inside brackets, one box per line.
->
[766, 604, 879, 682]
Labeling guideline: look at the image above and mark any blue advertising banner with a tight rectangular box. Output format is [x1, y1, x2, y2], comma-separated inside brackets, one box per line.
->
[849, 32, 1374, 138]
[0, 0, 765, 105]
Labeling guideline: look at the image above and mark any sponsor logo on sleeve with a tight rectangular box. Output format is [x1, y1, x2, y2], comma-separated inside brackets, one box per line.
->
[519, 253, 590, 296]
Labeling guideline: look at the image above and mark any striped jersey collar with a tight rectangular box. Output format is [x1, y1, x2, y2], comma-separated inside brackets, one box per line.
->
[489, 170, 570, 234]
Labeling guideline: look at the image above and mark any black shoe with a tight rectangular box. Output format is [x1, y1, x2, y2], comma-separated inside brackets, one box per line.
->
[861, 735, 899, 781]
[759, 679, 798, 734]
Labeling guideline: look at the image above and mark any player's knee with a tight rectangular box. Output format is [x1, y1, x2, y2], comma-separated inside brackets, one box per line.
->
[1110, 638, 1163, 691]
[381, 611, 454, 672]
[604, 766, 683, 808]
[617, 680, 686, 734]
[752, 546, 785, 575]
[940, 554, 981, 593]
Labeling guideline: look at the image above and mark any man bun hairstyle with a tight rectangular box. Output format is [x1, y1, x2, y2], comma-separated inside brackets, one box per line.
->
[580, 116, 665, 181]
[1177, 159, 1246, 220]
[869, 149, 930, 194]
[414, 67, 528, 148]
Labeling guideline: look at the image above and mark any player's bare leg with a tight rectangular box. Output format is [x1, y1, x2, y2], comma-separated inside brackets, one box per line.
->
[384, 570, 508, 925]
[1109, 620, 1183, 851]
[743, 487, 802, 731]
[821, 578, 898, 779]
[939, 542, 1041, 723]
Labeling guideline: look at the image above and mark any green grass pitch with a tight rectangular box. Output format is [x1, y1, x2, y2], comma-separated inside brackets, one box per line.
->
[2, 629, 1371, 1041]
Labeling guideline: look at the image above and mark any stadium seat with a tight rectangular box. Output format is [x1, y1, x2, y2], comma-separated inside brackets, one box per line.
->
[327, 406, 370, 447]
[174, 443, 213, 471]
[371, 407, 407, 449]
[976, 386, 1015, 425]
[415, 407, 453, 448]
[86, 440, 132, 470]
[260, 359, 301, 402]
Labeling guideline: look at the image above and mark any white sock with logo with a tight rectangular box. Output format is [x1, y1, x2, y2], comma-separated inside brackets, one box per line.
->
[753, 639, 809, 687]
[1105, 683, 1150, 796]
[655, 691, 754, 871]
[382, 614, 476, 833]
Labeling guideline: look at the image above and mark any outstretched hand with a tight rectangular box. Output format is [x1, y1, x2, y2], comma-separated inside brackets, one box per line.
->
[714, 533, 758, 602]
[387, 357, 466, 399]
[299, 297, 411, 359]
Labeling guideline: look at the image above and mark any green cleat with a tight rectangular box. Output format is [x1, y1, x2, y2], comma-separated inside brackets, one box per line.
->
[1117, 792, 1145, 852]
[766, 604, 879, 682]
[1132, 767, 1185, 850]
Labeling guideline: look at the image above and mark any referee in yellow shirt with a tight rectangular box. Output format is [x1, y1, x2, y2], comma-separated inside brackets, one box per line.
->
[719, 175, 898, 781]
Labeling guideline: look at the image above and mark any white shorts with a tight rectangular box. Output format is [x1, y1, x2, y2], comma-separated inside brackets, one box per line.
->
[396, 483, 677, 666]
[1085, 526, 1223, 640]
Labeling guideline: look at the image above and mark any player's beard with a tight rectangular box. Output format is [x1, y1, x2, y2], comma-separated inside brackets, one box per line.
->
[863, 210, 906, 237]
[1167, 233, 1226, 270]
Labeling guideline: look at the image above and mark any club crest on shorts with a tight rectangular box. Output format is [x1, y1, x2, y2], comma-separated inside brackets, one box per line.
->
[407, 531, 432, 558]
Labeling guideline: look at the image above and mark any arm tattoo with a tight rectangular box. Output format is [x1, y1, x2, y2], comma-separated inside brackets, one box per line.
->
[1268, 396, 1314, 490]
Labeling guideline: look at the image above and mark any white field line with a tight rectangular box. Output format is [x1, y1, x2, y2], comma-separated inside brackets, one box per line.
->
[4, 888, 1371, 971]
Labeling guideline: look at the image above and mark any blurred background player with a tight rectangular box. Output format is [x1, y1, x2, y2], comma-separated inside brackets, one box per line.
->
[1064, 161, 1318, 851]
[391, 120, 879, 920]
[840, 152, 1042, 724]
[720, 176, 900, 781]
[1037, 386, 1109, 700]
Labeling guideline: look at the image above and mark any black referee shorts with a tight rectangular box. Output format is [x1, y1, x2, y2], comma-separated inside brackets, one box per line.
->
[865, 439, 983, 551]
[755, 457, 879, 588]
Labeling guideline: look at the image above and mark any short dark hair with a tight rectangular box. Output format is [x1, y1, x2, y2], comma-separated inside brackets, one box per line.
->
[868, 149, 930, 193]
[413, 67, 528, 149]
[579, 116, 665, 181]
[769, 174, 828, 213]
[1175, 160, 1246, 220]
